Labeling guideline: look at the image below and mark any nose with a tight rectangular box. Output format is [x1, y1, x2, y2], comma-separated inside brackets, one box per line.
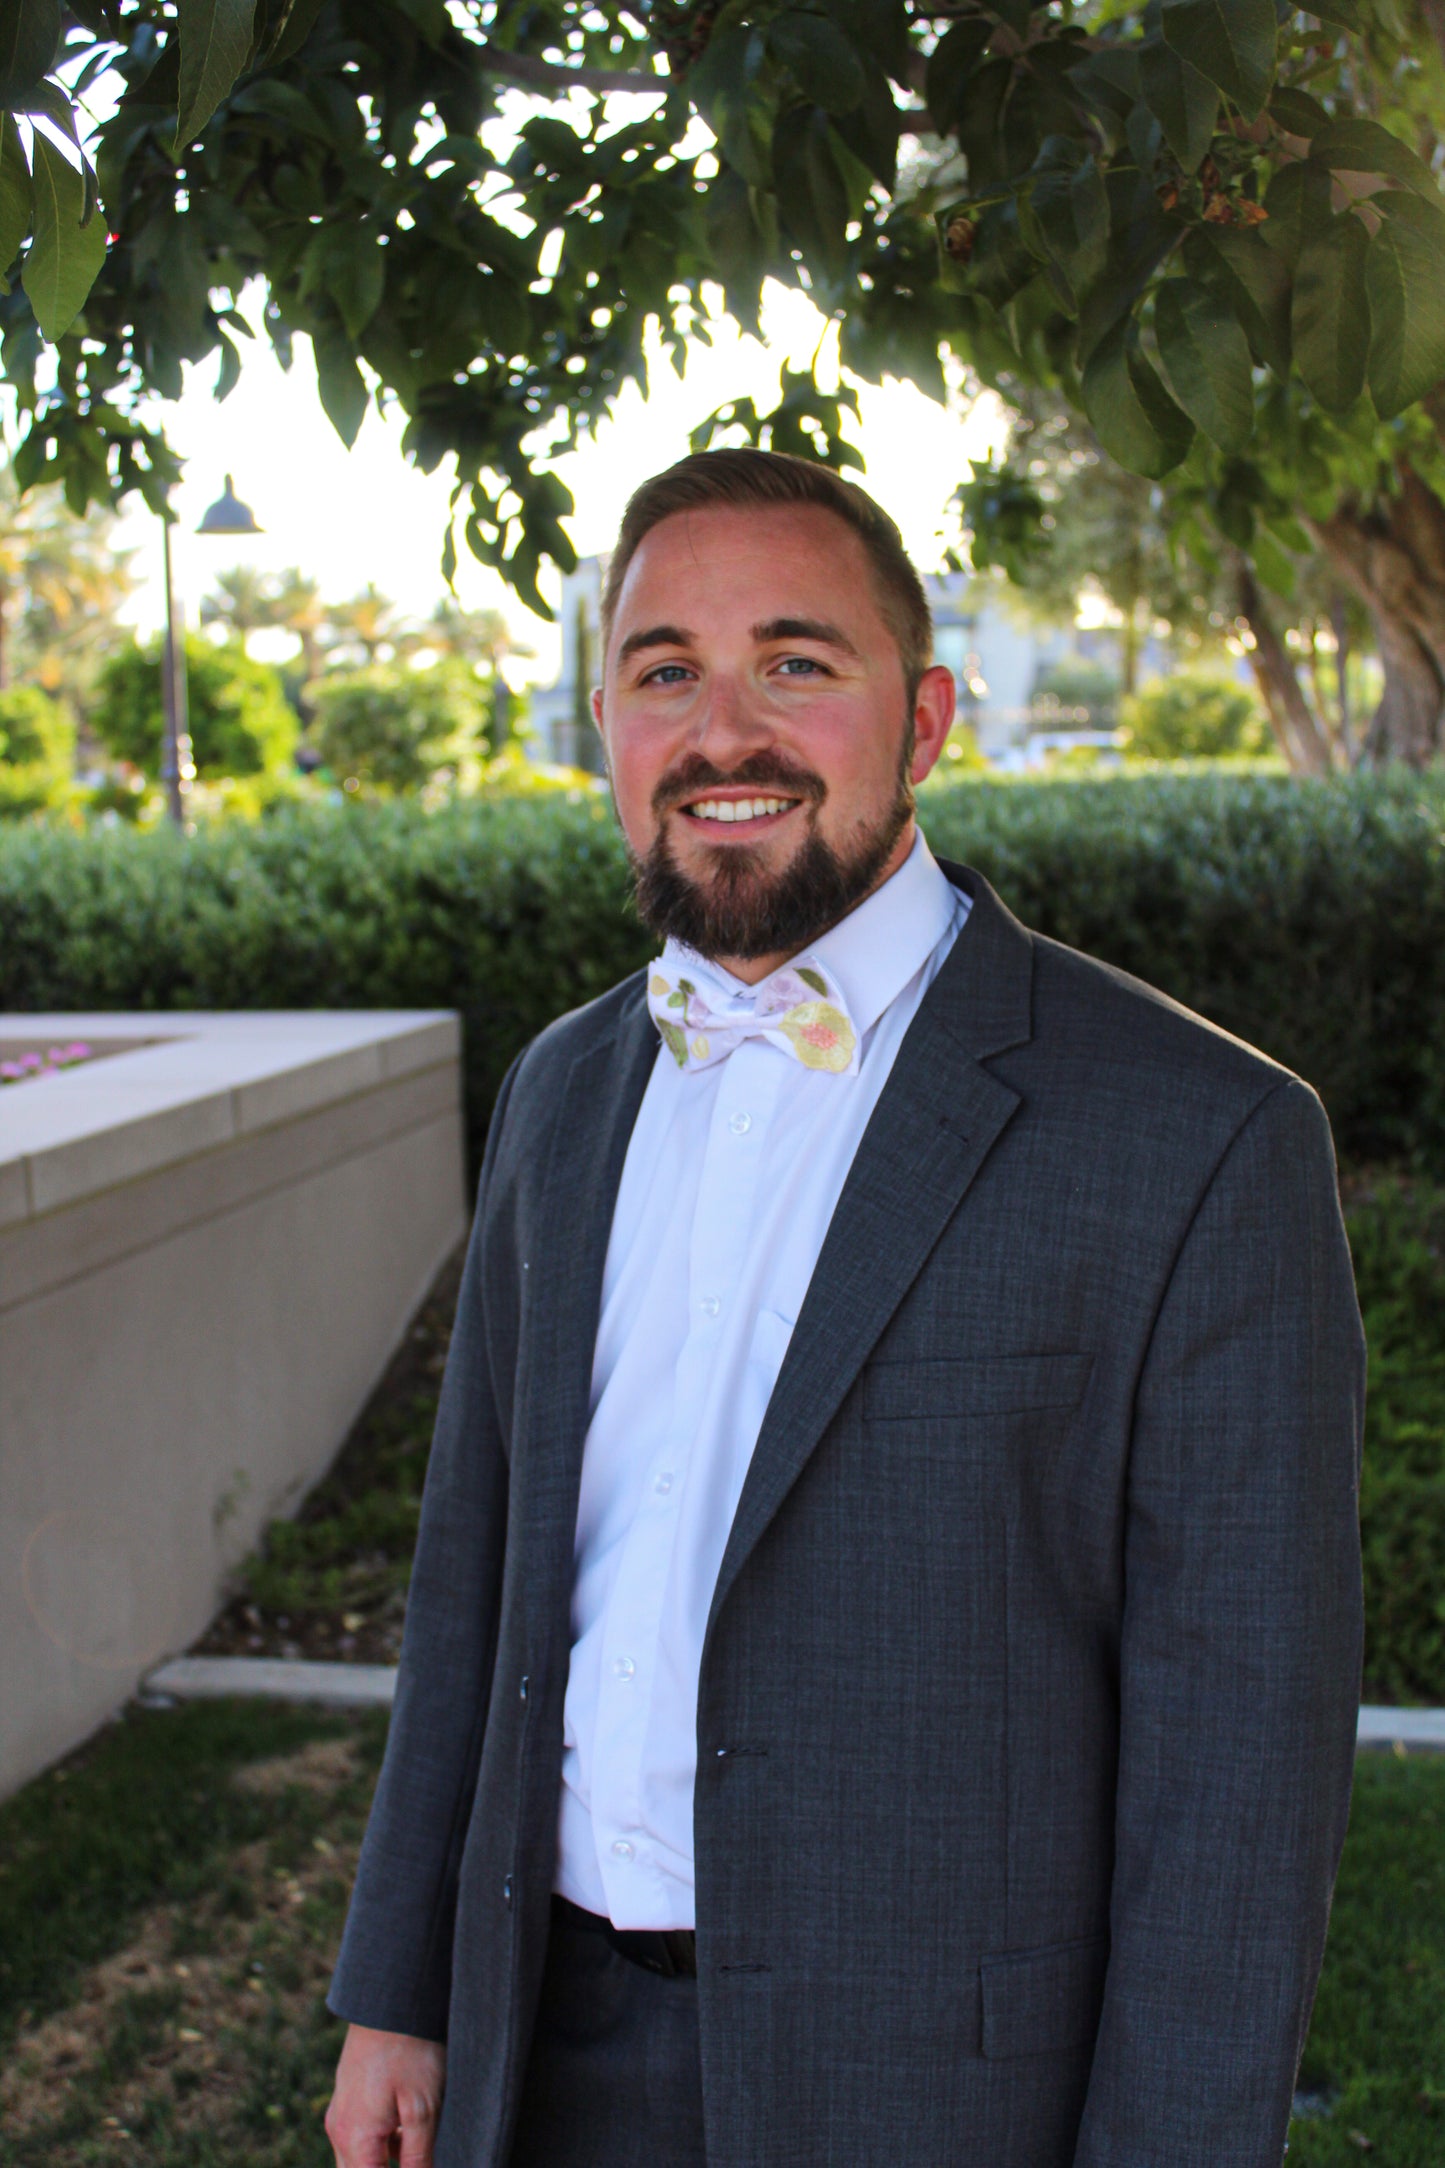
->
[689, 669, 774, 769]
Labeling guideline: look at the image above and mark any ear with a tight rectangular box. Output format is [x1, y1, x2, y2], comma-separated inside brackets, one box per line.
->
[909, 665, 957, 785]
[590, 686, 604, 732]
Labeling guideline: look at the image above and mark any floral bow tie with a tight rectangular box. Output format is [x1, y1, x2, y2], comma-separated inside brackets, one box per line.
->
[647, 949, 859, 1075]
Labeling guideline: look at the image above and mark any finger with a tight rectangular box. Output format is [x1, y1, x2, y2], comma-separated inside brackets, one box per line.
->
[397, 2106, 439, 2168]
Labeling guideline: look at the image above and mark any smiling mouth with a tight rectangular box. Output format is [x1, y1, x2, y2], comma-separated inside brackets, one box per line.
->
[680, 795, 802, 825]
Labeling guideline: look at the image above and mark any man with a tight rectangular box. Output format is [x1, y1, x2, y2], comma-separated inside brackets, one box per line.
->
[325, 449, 1364, 2168]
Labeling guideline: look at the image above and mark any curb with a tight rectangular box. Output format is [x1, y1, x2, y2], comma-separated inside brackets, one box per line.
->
[143, 1656, 397, 1708]
[140, 1661, 1445, 1750]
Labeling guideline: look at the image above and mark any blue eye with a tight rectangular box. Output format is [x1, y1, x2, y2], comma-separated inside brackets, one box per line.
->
[644, 663, 692, 685]
[777, 656, 825, 675]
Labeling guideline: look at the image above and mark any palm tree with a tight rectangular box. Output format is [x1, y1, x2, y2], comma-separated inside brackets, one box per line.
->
[324, 583, 411, 667]
[420, 599, 523, 672]
[270, 568, 327, 684]
[199, 565, 278, 653]
[0, 465, 136, 718]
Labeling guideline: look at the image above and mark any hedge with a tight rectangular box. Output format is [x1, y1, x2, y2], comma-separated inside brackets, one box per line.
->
[2, 771, 1442, 1179]
[1348, 1178, 1445, 1704]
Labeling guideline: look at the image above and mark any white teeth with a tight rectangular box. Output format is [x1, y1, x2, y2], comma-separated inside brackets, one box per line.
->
[687, 796, 797, 822]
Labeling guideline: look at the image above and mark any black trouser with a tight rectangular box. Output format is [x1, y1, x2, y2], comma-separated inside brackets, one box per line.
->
[509, 1900, 707, 2166]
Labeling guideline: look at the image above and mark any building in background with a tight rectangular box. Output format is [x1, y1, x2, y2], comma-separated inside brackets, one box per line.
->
[528, 557, 1152, 770]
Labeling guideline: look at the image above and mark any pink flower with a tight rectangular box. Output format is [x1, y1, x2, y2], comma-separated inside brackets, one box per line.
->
[800, 1022, 838, 1051]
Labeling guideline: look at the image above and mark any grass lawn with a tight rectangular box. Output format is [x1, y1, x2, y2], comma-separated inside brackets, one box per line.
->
[0, 1702, 1441, 2162]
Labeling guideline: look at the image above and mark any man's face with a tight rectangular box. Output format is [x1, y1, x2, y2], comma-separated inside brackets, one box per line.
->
[593, 503, 955, 977]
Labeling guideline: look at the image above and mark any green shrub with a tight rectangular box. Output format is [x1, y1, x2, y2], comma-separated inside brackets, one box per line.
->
[91, 635, 297, 779]
[309, 660, 485, 795]
[0, 684, 74, 817]
[1122, 668, 1269, 759]
[1347, 1178, 1445, 1704]
[0, 773, 1443, 1180]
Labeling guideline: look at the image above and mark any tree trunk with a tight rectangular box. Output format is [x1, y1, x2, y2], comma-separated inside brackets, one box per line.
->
[1308, 462, 1445, 767]
[1234, 559, 1336, 775]
[1330, 593, 1355, 764]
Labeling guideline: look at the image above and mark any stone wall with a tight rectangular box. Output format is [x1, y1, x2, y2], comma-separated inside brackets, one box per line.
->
[0, 1011, 466, 1797]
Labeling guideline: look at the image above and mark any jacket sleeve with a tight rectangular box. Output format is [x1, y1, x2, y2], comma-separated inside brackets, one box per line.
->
[1073, 1077, 1365, 2168]
[327, 1051, 526, 2042]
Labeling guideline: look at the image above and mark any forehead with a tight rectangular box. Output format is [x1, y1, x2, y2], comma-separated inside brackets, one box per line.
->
[609, 502, 889, 645]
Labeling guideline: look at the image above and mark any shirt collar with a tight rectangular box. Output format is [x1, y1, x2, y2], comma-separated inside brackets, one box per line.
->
[669, 829, 959, 1042]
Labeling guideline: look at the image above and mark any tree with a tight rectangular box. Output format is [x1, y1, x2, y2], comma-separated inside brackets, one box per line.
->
[92, 634, 298, 777]
[199, 563, 280, 649]
[310, 660, 486, 793]
[0, 465, 135, 710]
[4, 0, 1445, 762]
[0, 681, 74, 815]
[322, 584, 412, 669]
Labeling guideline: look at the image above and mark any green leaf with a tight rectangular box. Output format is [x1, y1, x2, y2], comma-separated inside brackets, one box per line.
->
[1262, 159, 1332, 270]
[773, 107, 851, 286]
[260, 0, 327, 65]
[1161, 0, 1277, 122]
[767, 12, 865, 115]
[0, 0, 60, 104]
[1309, 119, 1442, 204]
[925, 19, 992, 132]
[1081, 316, 1195, 477]
[303, 223, 384, 340]
[176, 0, 257, 146]
[313, 324, 367, 446]
[1291, 212, 1370, 412]
[797, 966, 828, 994]
[1139, 39, 1218, 173]
[0, 116, 31, 288]
[23, 133, 106, 339]
[1154, 276, 1255, 450]
[1026, 146, 1108, 313]
[1365, 195, 1445, 418]
[1268, 86, 1330, 138]
[1305, 0, 1361, 26]
[1189, 224, 1291, 373]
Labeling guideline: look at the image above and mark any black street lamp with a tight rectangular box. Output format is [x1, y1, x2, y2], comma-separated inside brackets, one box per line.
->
[160, 475, 264, 827]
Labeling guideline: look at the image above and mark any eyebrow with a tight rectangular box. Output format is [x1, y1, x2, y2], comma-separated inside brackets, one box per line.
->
[751, 616, 861, 658]
[618, 623, 694, 664]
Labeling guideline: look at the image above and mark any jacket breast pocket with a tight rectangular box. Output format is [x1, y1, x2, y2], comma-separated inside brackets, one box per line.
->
[862, 1352, 1093, 1423]
[979, 1932, 1109, 2059]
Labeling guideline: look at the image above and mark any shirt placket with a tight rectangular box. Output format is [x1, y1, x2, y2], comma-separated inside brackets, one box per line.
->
[594, 1038, 783, 1918]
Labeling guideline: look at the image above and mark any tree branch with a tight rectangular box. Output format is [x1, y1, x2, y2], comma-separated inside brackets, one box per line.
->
[478, 41, 671, 94]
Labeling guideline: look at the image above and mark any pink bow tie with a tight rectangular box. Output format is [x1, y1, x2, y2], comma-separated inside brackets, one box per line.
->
[646, 950, 860, 1076]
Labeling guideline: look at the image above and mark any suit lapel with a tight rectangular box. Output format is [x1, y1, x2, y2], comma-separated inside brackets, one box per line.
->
[518, 980, 657, 1641]
[706, 866, 1034, 1638]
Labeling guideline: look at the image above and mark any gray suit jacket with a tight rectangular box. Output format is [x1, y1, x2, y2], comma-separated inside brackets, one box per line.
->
[329, 863, 1365, 2168]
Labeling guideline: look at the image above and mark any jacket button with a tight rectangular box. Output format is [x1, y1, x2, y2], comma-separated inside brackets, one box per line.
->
[502, 1875, 514, 1908]
[519, 1674, 530, 1702]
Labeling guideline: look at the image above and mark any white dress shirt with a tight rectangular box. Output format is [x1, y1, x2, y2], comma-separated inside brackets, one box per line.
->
[554, 831, 971, 1928]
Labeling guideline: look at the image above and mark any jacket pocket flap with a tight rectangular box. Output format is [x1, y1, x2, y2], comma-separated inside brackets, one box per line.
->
[979, 1933, 1109, 2060]
[863, 1352, 1093, 1422]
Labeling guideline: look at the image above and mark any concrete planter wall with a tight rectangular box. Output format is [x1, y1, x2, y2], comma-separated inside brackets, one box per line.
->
[0, 1011, 467, 1799]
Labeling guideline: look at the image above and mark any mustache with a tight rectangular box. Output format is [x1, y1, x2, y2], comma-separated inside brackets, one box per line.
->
[650, 750, 827, 822]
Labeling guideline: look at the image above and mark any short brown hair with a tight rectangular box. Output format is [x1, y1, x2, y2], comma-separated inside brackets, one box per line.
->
[601, 448, 933, 695]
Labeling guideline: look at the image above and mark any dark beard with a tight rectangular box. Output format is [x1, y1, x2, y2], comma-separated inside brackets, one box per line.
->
[630, 749, 914, 963]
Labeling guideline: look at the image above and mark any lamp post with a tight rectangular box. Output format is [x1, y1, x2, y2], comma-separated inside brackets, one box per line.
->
[160, 474, 264, 827]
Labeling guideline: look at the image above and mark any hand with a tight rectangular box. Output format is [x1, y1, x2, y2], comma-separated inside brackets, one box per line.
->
[325, 2023, 447, 2168]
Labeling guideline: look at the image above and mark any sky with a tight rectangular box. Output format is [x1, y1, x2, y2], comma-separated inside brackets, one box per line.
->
[113, 282, 1008, 688]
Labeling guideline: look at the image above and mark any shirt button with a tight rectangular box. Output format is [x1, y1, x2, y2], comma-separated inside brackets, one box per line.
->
[654, 1472, 674, 1495]
[729, 1111, 752, 1135]
[612, 1656, 636, 1680]
[611, 1839, 635, 1861]
[502, 1875, 514, 1907]
[699, 1295, 720, 1317]
[519, 1674, 529, 1702]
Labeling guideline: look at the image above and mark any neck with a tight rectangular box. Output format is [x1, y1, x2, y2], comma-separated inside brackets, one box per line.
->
[708, 818, 917, 985]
